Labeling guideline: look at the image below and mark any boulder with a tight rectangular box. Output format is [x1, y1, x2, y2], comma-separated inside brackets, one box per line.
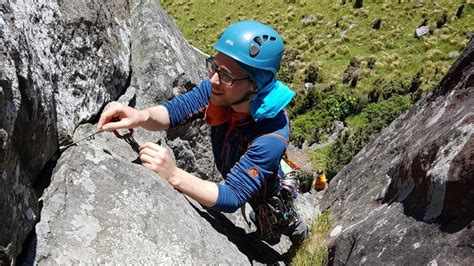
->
[28, 127, 247, 264]
[322, 39, 474, 265]
[447, 50, 460, 59]
[0, 0, 130, 263]
[415, 25, 430, 38]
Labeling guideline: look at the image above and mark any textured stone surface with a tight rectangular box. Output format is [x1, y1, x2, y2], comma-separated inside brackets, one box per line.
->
[322, 39, 473, 265]
[0, 0, 130, 263]
[128, 0, 213, 180]
[21, 0, 251, 264]
[29, 130, 248, 264]
[29, 122, 317, 264]
[5, 0, 472, 264]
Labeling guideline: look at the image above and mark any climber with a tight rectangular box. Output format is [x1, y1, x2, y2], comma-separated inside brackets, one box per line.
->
[97, 20, 308, 255]
[312, 170, 327, 192]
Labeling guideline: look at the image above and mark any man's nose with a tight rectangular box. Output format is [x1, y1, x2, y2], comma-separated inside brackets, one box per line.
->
[210, 72, 220, 86]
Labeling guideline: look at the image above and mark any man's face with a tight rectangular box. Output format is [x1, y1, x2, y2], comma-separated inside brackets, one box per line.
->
[208, 53, 255, 106]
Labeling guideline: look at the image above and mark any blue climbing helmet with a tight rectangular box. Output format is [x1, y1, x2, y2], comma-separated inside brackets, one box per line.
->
[214, 20, 284, 74]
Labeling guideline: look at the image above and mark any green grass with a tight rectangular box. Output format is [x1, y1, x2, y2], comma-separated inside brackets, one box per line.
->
[309, 145, 332, 174]
[346, 113, 368, 130]
[291, 210, 332, 266]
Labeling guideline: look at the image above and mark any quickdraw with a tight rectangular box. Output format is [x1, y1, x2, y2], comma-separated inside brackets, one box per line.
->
[113, 128, 140, 154]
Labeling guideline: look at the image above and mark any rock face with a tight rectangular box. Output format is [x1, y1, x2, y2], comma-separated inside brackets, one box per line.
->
[14, 0, 250, 264]
[322, 39, 473, 265]
[1, 0, 130, 263]
[29, 127, 247, 264]
[127, 0, 213, 180]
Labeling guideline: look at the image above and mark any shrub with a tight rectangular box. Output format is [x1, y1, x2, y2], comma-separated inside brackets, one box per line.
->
[304, 63, 324, 84]
[326, 95, 412, 178]
[298, 170, 315, 193]
[290, 90, 357, 147]
[322, 92, 357, 120]
[367, 74, 423, 103]
[278, 66, 295, 86]
[291, 110, 328, 147]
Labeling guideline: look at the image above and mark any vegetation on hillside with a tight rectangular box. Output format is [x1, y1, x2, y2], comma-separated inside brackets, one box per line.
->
[291, 210, 331, 265]
[159, 0, 472, 180]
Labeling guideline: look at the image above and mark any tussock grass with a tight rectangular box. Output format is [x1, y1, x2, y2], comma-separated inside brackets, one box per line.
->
[291, 210, 332, 266]
[160, 0, 473, 176]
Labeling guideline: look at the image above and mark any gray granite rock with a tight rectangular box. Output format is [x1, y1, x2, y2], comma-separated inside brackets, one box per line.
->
[447, 50, 460, 59]
[128, 0, 213, 180]
[0, 0, 130, 263]
[323, 39, 474, 265]
[21, 0, 250, 264]
[415, 25, 430, 38]
[31, 130, 247, 264]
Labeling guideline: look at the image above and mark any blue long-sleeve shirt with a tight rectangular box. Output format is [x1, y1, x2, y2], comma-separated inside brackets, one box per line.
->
[162, 80, 290, 213]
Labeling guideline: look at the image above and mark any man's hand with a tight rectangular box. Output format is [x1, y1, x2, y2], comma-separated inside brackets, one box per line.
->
[97, 101, 148, 131]
[140, 141, 219, 208]
[139, 142, 179, 184]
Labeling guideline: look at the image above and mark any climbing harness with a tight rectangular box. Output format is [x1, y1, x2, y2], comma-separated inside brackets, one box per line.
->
[242, 154, 302, 243]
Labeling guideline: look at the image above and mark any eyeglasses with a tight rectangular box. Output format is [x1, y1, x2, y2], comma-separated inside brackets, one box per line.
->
[206, 57, 249, 86]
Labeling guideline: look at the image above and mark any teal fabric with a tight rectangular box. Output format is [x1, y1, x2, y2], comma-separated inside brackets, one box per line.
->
[250, 80, 295, 121]
[237, 62, 295, 122]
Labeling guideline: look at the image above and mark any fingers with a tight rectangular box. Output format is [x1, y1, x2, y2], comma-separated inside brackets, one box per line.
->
[139, 142, 176, 179]
[139, 142, 164, 162]
[142, 162, 155, 172]
[139, 142, 165, 153]
[98, 102, 123, 130]
[103, 119, 131, 131]
[140, 153, 161, 172]
[98, 102, 138, 131]
[140, 147, 165, 173]
[139, 146, 162, 160]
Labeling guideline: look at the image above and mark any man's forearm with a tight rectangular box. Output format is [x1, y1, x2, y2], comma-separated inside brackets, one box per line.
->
[139, 105, 171, 131]
[169, 168, 219, 208]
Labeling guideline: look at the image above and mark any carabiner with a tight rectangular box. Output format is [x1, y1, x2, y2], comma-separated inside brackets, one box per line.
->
[113, 128, 134, 139]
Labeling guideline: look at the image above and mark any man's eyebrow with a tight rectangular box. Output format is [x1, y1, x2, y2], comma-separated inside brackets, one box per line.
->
[215, 61, 238, 78]
[221, 67, 236, 77]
